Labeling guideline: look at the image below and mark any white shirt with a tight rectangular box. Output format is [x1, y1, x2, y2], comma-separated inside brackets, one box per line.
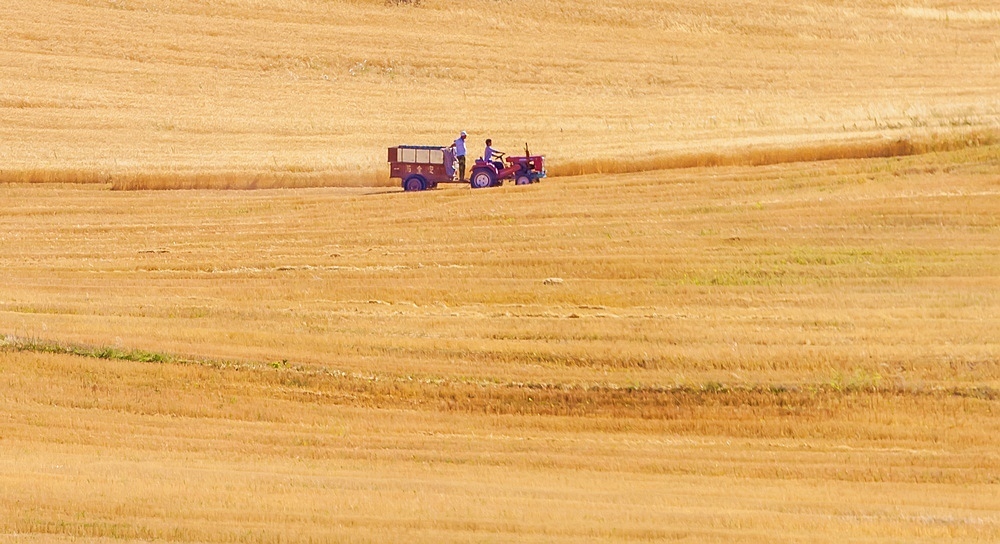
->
[484, 145, 498, 162]
[453, 137, 466, 157]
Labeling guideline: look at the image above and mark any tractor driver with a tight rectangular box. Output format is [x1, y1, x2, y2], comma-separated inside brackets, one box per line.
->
[447, 131, 468, 182]
[484, 139, 504, 170]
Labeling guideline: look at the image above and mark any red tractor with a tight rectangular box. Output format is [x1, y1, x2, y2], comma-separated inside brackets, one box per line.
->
[470, 144, 546, 189]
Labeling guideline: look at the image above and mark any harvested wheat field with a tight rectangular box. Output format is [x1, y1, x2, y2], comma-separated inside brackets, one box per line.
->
[3, 147, 1000, 542]
[2, 0, 1000, 542]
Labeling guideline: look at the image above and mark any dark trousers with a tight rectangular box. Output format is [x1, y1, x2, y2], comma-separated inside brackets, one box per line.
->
[457, 155, 466, 181]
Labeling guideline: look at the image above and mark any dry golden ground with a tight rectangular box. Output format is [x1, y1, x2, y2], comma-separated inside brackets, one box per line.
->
[2, 0, 999, 539]
[1, 0, 999, 187]
[3, 146, 998, 389]
[1, 349, 998, 543]
[1, 145, 999, 541]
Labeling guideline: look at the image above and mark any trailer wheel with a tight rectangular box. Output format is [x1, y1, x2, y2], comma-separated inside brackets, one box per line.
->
[470, 169, 495, 189]
[403, 175, 426, 192]
[515, 175, 532, 186]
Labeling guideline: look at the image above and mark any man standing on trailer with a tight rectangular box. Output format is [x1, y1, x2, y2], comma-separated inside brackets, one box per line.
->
[447, 131, 468, 182]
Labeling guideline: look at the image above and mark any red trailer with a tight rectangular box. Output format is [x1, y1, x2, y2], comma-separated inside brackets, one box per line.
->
[387, 145, 458, 191]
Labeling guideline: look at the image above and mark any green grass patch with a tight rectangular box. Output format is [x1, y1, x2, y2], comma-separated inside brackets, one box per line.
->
[2, 336, 177, 365]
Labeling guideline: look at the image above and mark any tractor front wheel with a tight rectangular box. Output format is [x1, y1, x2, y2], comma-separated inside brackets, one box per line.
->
[403, 175, 425, 192]
[515, 175, 532, 186]
[470, 169, 495, 189]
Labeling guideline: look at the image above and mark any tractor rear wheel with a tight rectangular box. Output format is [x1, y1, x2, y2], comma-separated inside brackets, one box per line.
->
[470, 169, 495, 189]
[403, 175, 425, 192]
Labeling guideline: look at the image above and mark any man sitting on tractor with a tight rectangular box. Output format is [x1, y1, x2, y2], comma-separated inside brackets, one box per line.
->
[483, 139, 504, 170]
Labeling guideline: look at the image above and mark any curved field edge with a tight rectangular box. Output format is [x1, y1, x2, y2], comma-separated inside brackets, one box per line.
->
[548, 129, 1000, 178]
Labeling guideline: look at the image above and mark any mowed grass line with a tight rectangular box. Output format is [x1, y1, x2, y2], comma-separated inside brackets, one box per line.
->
[2, 348, 999, 543]
[3, 335, 997, 422]
[548, 129, 1000, 177]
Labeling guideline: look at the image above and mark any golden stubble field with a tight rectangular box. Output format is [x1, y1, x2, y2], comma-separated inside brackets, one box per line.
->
[1, 0, 999, 186]
[2, 0, 1000, 541]
[2, 145, 999, 541]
